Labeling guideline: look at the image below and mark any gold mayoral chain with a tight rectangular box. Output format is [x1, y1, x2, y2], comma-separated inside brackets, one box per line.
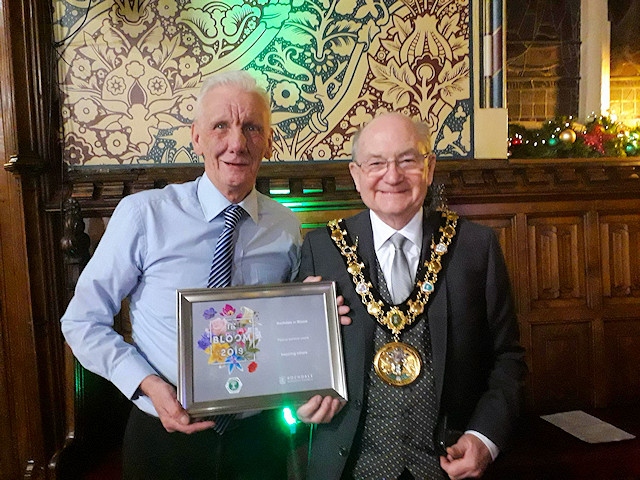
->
[327, 209, 458, 386]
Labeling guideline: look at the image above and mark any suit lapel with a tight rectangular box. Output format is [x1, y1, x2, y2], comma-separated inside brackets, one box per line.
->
[344, 211, 379, 291]
[423, 210, 448, 404]
[342, 211, 378, 369]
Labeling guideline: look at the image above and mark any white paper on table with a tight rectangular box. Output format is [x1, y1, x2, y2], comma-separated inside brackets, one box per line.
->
[541, 410, 636, 444]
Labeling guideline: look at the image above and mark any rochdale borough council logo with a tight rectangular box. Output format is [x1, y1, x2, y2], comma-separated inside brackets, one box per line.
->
[225, 377, 242, 394]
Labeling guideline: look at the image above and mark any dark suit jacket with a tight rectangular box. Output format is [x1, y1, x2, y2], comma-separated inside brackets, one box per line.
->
[299, 209, 526, 480]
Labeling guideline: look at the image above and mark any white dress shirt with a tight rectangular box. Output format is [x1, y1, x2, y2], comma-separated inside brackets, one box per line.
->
[370, 208, 423, 284]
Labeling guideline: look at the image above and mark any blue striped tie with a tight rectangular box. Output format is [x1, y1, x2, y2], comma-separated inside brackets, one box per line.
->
[208, 203, 244, 434]
[208, 204, 245, 289]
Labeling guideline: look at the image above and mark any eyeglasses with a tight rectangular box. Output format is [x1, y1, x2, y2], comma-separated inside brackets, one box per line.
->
[354, 152, 432, 175]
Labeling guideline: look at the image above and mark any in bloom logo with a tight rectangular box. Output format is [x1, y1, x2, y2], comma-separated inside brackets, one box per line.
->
[197, 303, 261, 373]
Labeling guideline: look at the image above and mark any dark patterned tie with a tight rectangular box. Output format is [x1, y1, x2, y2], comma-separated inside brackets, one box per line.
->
[208, 204, 244, 434]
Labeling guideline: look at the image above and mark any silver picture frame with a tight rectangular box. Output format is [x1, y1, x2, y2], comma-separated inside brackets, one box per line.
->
[177, 281, 347, 417]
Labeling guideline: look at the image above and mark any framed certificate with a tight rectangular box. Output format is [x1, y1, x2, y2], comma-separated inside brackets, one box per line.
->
[177, 281, 347, 417]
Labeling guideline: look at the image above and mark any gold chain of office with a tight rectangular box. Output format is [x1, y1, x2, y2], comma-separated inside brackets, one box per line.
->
[327, 209, 458, 386]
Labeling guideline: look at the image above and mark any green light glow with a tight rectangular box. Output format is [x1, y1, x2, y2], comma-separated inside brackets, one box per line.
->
[283, 407, 297, 425]
[302, 223, 327, 230]
[273, 197, 364, 212]
[270, 188, 291, 195]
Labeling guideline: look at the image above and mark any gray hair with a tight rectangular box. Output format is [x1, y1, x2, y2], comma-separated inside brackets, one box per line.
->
[351, 113, 432, 162]
[194, 70, 271, 124]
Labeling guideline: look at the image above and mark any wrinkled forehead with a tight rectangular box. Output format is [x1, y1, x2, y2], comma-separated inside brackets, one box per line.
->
[359, 117, 425, 157]
[201, 86, 271, 126]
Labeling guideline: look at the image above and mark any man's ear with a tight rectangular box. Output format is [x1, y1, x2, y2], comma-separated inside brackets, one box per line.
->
[425, 152, 437, 185]
[349, 161, 361, 193]
[191, 122, 202, 156]
[264, 127, 274, 160]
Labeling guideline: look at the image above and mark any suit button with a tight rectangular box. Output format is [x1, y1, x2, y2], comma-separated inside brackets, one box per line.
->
[338, 446, 349, 456]
[355, 400, 362, 409]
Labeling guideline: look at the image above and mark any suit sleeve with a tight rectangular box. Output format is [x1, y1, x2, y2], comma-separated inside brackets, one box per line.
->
[465, 230, 527, 452]
[298, 229, 320, 281]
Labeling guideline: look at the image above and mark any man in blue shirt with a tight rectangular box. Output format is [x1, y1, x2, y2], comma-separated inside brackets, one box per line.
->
[61, 70, 338, 479]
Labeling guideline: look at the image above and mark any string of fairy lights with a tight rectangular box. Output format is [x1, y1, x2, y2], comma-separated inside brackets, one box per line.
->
[508, 115, 640, 159]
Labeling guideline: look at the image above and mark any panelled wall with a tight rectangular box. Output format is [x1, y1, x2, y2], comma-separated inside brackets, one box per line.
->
[457, 198, 640, 412]
[61, 159, 640, 420]
[434, 161, 640, 412]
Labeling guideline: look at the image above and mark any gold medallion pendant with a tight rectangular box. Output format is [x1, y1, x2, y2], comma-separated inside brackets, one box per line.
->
[373, 341, 422, 386]
[328, 209, 458, 386]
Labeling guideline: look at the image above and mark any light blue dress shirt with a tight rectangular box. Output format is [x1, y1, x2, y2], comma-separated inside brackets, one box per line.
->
[61, 175, 302, 417]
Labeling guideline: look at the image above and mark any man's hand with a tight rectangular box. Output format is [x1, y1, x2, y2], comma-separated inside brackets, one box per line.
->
[296, 394, 345, 424]
[439, 433, 492, 480]
[139, 374, 215, 434]
[303, 275, 351, 325]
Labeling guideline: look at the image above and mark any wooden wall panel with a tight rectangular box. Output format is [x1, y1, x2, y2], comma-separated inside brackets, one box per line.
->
[1, 0, 63, 477]
[530, 321, 593, 412]
[597, 213, 640, 407]
[600, 214, 640, 306]
[603, 320, 640, 405]
[527, 215, 587, 310]
[455, 200, 640, 412]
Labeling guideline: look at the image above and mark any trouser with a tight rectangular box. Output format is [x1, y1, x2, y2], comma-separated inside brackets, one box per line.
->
[122, 406, 289, 480]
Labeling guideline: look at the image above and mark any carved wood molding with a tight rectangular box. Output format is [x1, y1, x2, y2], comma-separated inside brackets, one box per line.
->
[51, 159, 640, 216]
[61, 198, 90, 268]
[0, 0, 65, 478]
[3, 153, 46, 175]
[440, 159, 640, 203]
[1, 0, 56, 176]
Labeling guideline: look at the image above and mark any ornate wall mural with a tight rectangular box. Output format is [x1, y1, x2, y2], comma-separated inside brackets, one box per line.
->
[54, 0, 472, 166]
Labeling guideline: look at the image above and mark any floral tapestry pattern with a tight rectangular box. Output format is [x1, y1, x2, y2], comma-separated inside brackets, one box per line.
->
[197, 303, 260, 374]
[54, 0, 472, 166]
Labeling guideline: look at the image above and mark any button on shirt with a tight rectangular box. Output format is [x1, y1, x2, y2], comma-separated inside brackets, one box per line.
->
[61, 175, 302, 417]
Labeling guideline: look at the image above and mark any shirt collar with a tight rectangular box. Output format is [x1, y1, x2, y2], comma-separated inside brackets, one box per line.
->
[197, 175, 259, 223]
[370, 208, 423, 252]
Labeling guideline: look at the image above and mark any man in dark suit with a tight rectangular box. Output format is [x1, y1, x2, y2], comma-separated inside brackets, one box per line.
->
[296, 112, 526, 479]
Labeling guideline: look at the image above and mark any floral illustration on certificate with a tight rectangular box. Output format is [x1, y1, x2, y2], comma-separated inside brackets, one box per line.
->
[197, 303, 260, 374]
